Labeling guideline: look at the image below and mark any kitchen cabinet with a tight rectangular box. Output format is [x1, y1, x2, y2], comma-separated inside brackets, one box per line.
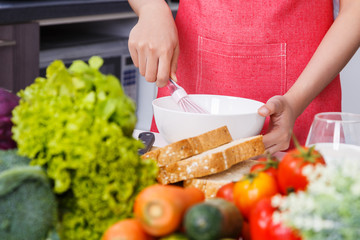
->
[0, 22, 39, 93]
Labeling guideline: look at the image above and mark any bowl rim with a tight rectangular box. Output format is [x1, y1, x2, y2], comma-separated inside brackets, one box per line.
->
[152, 94, 265, 116]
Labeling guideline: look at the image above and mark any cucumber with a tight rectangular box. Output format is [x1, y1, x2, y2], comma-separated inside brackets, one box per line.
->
[183, 198, 243, 240]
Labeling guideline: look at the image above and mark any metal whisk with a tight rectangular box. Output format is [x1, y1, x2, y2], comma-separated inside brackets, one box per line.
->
[167, 79, 209, 114]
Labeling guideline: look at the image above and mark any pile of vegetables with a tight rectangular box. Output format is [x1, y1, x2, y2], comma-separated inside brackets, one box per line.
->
[11, 56, 158, 240]
[0, 88, 19, 150]
[273, 159, 360, 240]
[102, 184, 244, 240]
[215, 139, 326, 240]
[92, 136, 328, 240]
[3, 54, 343, 240]
[96, 131, 360, 240]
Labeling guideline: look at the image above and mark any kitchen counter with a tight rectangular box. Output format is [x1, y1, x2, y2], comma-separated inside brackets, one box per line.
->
[0, 0, 132, 25]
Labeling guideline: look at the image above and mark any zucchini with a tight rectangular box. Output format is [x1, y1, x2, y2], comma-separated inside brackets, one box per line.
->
[183, 198, 243, 240]
[160, 233, 189, 240]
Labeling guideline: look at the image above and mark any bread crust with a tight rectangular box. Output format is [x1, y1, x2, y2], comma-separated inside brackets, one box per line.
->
[141, 126, 232, 167]
[183, 160, 259, 198]
[157, 135, 265, 184]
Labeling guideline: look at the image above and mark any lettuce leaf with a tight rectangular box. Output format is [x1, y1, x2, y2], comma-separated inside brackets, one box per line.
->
[11, 56, 158, 240]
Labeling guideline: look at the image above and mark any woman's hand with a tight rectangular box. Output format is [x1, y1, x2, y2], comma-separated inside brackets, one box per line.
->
[128, 1, 179, 87]
[258, 95, 296, 154]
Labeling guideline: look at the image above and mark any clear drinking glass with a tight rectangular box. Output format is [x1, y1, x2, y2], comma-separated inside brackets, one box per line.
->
[305, 112, 360, 166]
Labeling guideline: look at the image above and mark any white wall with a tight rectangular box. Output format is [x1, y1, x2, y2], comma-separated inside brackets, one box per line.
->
[340, 48, 360, 114]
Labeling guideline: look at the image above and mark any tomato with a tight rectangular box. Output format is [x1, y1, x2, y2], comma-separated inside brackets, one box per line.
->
[216, 182, 235, 202]
[278, 146, 325, 194]
[250, 198, 301, 240]
[102, 219, 154, 240]
[250, 198, 274, 240]
[233, 172, 279, 220]
[250, 156, 279, 179]
[269, 222, 302, 240]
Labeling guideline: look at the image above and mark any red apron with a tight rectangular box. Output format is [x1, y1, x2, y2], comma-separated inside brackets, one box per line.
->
[152, 0, 341, 147]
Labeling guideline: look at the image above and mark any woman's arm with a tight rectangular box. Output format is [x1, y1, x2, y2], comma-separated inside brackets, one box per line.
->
[284, 0, 360, 118]
[259, 0, 360, 153]
[128, 0, 179, 87]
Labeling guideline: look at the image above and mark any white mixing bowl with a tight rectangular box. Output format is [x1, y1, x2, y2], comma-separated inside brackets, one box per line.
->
[152, 94, 266, 143]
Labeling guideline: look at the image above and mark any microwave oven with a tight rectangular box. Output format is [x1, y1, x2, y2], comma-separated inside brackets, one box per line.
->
[39, 32, 139, 104]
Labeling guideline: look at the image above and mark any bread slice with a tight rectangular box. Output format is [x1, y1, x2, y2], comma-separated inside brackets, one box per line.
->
[141, 126, 232, 167]
[183, 160, 259, 198]
[157, 135, 265, 184]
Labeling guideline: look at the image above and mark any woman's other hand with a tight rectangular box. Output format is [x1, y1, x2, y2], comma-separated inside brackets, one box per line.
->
[258, 95, 296, 154]
[128, 0, 179, 87]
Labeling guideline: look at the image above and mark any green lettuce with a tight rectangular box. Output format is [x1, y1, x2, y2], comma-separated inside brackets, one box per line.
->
[11, 56, 158, 240]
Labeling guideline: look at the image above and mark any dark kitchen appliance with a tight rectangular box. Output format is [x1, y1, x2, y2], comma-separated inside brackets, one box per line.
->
[39, 27, 138, 103]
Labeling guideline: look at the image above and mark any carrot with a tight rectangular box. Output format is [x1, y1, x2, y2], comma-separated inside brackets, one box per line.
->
[101, 218, 154, 240]
[133, 184, 205, 237]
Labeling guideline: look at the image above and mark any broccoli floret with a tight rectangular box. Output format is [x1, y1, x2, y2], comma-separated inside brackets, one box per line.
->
[0, 149, 30, 172]
[0, 150, 59, 240]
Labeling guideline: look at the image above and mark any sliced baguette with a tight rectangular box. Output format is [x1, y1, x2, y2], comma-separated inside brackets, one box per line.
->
[157, 135, 265, 184]
[183, 160, 259, 198]
[141, 126, 232, 167]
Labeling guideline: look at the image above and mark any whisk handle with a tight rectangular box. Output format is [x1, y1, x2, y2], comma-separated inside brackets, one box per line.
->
[167, 79, 187, 103]
[172, 88, 187, 103]
[167, 79, 177, 93]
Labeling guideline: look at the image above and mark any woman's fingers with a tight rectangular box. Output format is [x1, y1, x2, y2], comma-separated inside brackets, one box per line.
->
[145, 52, 159, 83]
[128, 32, 178, 87]
[128, 42, 139, 68]
[263, 130, 291, 154]
[260, 95, 294, 154]
[155, 43, 180, 87]
[157, 54, 171, 87]
[170, 44, 180, 81]
[258, 96, 283, 117]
